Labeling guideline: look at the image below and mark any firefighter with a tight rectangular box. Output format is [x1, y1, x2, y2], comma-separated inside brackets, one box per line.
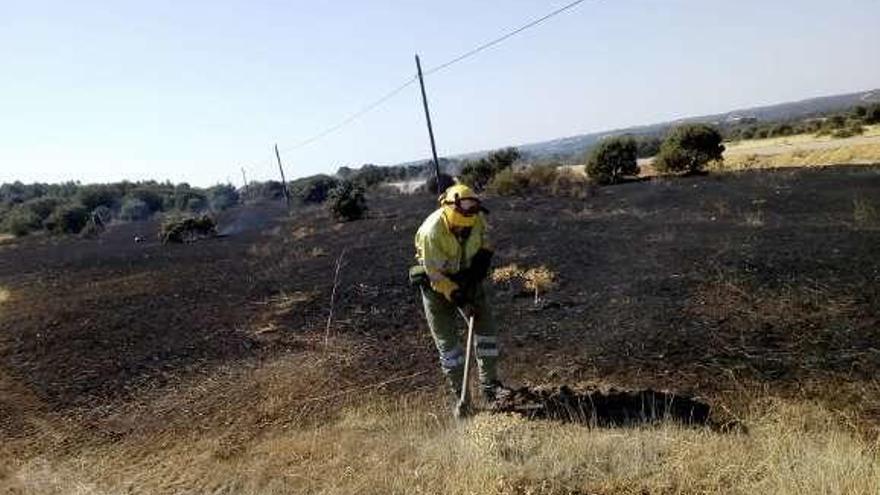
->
[410, 183, 506, 410]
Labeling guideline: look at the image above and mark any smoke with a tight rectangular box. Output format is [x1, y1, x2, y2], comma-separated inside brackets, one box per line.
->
[218, 206, 278, 236]
[386, 179, 426, 194]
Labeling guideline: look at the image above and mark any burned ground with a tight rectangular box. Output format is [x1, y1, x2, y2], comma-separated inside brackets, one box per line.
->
[1, 166, 880, 446]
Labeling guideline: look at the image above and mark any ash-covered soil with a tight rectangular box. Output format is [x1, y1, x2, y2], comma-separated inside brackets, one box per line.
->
[2, 165, 880, 437]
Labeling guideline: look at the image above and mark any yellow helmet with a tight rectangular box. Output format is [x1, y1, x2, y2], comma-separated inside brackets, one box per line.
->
[439, 184, 482, 228]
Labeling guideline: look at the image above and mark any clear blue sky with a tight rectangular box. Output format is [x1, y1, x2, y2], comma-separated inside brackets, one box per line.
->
[2, 0, 879, 186]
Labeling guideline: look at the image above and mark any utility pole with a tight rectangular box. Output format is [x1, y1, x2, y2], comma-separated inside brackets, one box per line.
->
[240, 166, 249, 198]
[274, 144, 292, 210]
[415, 54, 442, 190]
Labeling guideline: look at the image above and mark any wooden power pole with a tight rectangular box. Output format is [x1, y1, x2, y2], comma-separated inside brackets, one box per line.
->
[274, 144, 292, 210]
[415, 54, 442, 189]
[240, 166, 249, 198]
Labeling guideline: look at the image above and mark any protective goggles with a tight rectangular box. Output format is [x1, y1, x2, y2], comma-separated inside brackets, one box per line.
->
[453, 197, 482, 216]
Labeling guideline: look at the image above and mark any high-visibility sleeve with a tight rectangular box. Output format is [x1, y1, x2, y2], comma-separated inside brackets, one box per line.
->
[420, 235, 458, 300]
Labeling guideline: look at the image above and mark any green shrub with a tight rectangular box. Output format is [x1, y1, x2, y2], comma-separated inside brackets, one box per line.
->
[77, 185, 122, 211]
[459, 147, 521, 192]
[327, 181, 367, 221]
[586, 136, 639, 185]
[289, 175, 340, 204]
[2, 206, 41, 236]
[635, 136, 662, 158]
[487, 165, 587, 198]
[654, 124, 725, 174]
[43, 203, 89, 234]
[120, 197, 153, 221]
[22, 197, 63, 221]
[487, 168, 529, 196]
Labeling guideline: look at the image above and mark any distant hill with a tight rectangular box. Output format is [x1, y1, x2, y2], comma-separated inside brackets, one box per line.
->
[424, 88, 880, 165]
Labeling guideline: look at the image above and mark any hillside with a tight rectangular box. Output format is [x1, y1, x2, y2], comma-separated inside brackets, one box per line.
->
[438, 88, 880, 164]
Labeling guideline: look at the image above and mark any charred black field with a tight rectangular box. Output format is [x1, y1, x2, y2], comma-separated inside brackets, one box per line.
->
[2, 165, 880, 452]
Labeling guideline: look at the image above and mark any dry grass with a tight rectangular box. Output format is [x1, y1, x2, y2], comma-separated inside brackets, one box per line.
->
[722, 143, 880, 170]
[3, 393, 879, 495]
[725, 125, 880, 152]
[0, 286, 9, 305]
[491, 264, 558, 304]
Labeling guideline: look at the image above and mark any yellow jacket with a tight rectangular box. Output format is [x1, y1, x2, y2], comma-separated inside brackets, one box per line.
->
[415, 208, 491, 299]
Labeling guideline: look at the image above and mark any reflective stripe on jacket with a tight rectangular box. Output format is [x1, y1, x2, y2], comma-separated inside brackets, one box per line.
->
[414, 208, 490, 298]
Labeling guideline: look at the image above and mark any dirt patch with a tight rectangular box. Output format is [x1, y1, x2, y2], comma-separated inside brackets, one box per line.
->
[494, 385, 713, 428]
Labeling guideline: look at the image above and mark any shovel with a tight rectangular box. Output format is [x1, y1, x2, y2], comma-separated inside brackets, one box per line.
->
[455, 308, 476, 419]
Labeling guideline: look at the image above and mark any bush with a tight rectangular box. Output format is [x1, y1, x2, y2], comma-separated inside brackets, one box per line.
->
[43, 203, 90, 234]
[289, 175, 340, 204]
[585, 136, 639, 185]
[635, 136, 662, 158]
[77, 185, 122, 211]
[207, 184, 239, 211]
[487, 168, 529, 196]
[459, 147, 521, 192]
[2, 206, 41, 236]
[487, 165, 588, 198]
[120, 197, 153, 221]
[327, 181, 367, 221]
[159, 215, 217, 244]
[654, 124, 725, 174]
[22, 197, 63, 222]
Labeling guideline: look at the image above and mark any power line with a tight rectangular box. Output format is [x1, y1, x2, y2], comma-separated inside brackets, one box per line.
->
[423, 0, 589, 76]
[266, 0, 590, 166]
[277, 75, 418, 155]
